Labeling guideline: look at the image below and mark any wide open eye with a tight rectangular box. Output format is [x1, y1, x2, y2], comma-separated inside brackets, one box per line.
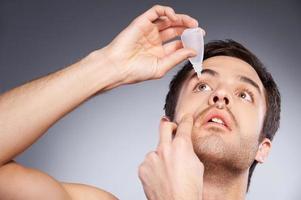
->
[238, 91, 253, 102]
[195, 83, 212, 92]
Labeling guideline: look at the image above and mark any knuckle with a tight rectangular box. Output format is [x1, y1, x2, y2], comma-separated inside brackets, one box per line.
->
[138, 163, 147, 179]
[148, 152, 157, 162]
[180, 14, 190, 19]
[156, 145, 163, 153]
[155, 70, 165, 79]
[166, 6, 174, 13]
[152, 4, 161, 10]
[145, 151, 158, 163]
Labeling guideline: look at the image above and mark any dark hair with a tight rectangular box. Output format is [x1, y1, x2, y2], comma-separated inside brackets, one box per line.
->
[164, 39, 281, 192]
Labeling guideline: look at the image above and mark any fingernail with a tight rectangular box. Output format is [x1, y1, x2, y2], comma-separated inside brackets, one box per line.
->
[161, 116, 170, 122]
[194, 19, 199, 27]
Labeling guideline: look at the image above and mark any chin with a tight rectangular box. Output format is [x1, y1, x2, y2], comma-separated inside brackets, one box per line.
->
[192, 132, 226, 161]
[192, 133, 257, 172]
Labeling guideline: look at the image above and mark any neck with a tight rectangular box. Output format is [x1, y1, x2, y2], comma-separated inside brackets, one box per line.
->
[202, 163, 248, 200]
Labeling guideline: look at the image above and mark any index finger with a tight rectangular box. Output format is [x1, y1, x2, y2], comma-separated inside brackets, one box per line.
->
[142, 5, 178, 22]
[154, 14, 199, 31]
[158, 117, 177, 146]
[175, 114, 194, 142]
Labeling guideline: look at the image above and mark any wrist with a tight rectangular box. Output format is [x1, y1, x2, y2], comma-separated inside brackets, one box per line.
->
[79, 48, 127, 93]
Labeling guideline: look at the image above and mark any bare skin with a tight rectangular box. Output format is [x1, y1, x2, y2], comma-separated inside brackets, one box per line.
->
[139, 56, 272, 200]
[0, 5, 201, 200]
[139, 115, 204, 200]
[175, 56, 272, 200]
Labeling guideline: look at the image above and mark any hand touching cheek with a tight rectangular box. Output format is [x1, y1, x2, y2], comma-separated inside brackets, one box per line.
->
[138, 114, 204, 200]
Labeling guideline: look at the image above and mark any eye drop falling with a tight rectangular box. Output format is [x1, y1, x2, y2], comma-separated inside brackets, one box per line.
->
[181, 28, 205, 78]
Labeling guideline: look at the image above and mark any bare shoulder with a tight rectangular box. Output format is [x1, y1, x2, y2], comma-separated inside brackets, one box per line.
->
[0, 161, 71, 200]
[0, 161, 118, 200]
[62, 183, 118, 200]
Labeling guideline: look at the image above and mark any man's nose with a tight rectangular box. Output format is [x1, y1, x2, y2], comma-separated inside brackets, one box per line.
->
[209, 88, 232, 109]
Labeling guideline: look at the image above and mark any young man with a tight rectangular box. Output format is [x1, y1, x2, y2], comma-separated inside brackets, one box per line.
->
[0, 5, 280, 200]
[138, 40, 281, 200]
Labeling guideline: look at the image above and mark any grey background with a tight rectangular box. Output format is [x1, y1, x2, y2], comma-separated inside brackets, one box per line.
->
[1, 0, 300, 199]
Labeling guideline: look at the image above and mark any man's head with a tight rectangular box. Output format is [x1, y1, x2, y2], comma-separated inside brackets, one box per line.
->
[164, 40, 281, 191]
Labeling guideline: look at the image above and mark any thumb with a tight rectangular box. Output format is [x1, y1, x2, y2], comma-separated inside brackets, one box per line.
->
[157, 48, 196, 77]
[175, 113, 194, 143]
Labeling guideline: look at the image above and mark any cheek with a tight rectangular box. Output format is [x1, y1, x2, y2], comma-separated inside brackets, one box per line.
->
[234, 101, 264, 137]
[175, 92, 210, 122]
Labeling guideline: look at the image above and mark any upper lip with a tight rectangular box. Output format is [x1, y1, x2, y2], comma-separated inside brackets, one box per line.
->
[201, 108, 234, 131]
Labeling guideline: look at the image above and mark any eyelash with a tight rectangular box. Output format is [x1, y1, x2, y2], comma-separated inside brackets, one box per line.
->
[193, 82, 211, 92]
[236, 88, 255, 102]
[194, 82, 255, 103]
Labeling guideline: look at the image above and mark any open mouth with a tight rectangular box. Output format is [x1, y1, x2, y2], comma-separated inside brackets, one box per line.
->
[198, 108, 234, 132]
[203, 114, 232, 131]
[208, 117, 226, 126]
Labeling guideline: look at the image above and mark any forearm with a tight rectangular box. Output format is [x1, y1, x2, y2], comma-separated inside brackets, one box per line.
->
[0, 49, 123, 166]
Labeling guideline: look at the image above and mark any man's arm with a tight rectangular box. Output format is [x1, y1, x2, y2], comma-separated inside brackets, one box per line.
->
[0, 5, 200, 200]
[0, 51, 119, 167]
[0, 52, 120, 200]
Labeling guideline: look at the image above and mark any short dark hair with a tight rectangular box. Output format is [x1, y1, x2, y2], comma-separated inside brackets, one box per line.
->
[164, 39, 281, 192]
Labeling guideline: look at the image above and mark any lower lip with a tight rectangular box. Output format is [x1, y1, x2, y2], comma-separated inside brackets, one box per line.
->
[203, 122, 231, 131]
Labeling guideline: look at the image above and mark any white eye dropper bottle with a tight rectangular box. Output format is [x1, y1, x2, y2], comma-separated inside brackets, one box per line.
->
[181, 27, 205, 78]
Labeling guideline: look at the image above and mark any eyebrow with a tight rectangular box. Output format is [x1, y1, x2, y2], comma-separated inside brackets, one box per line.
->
[188, 68, 262, 95]
[238, 75, 261, 94]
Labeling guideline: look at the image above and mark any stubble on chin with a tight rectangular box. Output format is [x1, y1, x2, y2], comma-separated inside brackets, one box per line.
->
[191, 127, 259, 174]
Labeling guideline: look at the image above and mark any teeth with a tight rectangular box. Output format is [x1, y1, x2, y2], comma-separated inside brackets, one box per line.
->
[211, 117, 224, 125]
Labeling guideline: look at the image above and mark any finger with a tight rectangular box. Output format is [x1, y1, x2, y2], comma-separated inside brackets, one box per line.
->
[193, 27, 206, 37]
[154, 14, 199, 31]
[175, 113, 194, 142]
[173, 14, 199, 28]
[157, 48, 196, 77]
[154, 16, 171, 31]
[159, 24, 205, 43]
[145, 151, 159, 163]
[142, 5, 178, 22]
[160, 27, 185, 42]
[158, 27, 205, 45]
[158, 117, 177, 146]
[163, 40, 183, 55]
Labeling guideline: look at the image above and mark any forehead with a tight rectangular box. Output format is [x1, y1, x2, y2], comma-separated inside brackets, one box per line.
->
[185, 56, 264, 92]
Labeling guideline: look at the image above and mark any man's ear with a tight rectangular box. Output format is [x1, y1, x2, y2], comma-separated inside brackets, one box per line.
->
[255, 138, 272, 163]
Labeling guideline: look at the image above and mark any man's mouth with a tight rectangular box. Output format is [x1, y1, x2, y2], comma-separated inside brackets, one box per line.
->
[205, 116, 229, 130]
[200, 109, 234, 131]
[208, 117, 225, 125]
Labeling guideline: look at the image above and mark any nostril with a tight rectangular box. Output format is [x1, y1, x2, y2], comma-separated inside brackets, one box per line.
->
[224, 97, 229, 105]
[213, 96, 219, 103]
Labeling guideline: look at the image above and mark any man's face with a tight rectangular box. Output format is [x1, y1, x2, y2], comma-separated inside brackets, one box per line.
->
[174, 56, 268, 171]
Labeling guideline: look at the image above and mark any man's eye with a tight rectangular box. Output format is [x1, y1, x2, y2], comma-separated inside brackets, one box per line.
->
[195, 83, 212, 92]
[238, 91, 253, 102]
